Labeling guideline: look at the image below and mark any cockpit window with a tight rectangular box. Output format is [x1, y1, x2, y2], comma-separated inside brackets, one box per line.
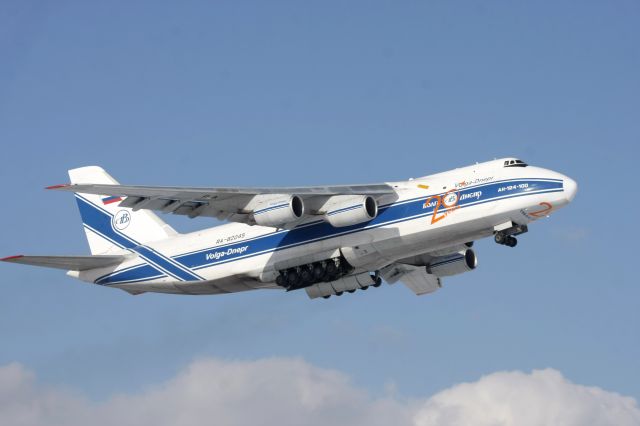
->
[504, 159, 528, 168]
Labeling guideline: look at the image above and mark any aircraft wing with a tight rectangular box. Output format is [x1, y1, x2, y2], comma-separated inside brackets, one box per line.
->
[48, 182, 396, 224]
[1, 255, 127, 271]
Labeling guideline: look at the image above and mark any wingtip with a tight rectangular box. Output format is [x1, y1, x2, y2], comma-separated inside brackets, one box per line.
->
[45, 184, 71, 190]
[1, 255, 24, 262]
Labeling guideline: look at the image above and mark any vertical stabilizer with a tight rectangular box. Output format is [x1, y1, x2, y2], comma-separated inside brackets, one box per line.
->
[69, 166, 178, 255]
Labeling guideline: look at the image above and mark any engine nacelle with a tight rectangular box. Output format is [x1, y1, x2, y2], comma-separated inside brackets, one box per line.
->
[427, 249, 477, 277]
[251, 194, 304, 227]
[322, 195, 378, 228]
[429, 241, 474, 257]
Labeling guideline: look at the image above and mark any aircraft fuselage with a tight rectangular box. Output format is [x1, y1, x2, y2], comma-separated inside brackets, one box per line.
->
[70, 158, 577, 297]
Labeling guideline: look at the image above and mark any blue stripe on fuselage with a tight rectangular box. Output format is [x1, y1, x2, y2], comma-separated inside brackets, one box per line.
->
[96, 178, 563, 285]
[173, 178, 563, 270]
[95, 263, 166, 285]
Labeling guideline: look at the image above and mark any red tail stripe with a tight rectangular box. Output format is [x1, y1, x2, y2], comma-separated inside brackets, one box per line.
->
[1, 255, 24, 261]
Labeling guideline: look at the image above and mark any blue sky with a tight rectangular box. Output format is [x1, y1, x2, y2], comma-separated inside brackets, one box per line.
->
[0, 0, 638, 417]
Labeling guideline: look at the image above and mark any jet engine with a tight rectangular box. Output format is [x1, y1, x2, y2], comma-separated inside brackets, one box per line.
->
[427, 249, 477, 277]
[321, 195, 378, 227]
[429, 241, 474, 257]
[251, 194, 305, 227]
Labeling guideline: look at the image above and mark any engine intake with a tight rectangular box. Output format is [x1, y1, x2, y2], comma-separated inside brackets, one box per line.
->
[427, 249, 477, 277]
[251, 194, 304, 227]
[322, 195, 378, 228]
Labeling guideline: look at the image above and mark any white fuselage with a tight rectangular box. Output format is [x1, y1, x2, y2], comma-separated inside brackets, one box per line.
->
[75, 159, 577, 295]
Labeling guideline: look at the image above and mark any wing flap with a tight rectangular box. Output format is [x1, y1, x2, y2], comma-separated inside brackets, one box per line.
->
[1, 255, 128, 271]
[380, 263, 441, 296]
[400, 269, 441, 295]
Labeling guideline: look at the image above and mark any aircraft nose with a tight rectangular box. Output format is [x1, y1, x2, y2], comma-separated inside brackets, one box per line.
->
[563, 176, 578, 202]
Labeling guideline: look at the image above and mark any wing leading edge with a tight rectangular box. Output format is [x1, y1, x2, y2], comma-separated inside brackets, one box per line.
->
[47, 182, 396, 223]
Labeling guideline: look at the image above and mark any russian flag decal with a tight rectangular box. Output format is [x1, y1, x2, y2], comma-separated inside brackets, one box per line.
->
[102, 196, 123, 205]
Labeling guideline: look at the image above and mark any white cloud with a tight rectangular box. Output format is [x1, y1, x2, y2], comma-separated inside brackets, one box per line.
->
[0, 359, 638, 426]
[413, 369, 640, 426]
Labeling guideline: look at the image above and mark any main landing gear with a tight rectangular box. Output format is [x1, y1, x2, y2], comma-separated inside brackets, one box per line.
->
[320, 274, 382, 299]
[494, 224, 528, 248]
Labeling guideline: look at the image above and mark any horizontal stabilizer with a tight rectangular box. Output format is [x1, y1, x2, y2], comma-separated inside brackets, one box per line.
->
[1, 255, 128, 271]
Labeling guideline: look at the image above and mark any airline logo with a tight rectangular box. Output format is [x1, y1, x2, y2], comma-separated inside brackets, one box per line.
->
[420, 185, 482, 225]
[113, 210, 131, 230]
[455, 176, 494, 188]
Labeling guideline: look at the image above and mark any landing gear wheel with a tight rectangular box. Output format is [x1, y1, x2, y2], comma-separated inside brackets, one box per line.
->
[322, 295, 331, 299]
[372, 277, 382, 287]
[335, 291, 344, 296]
[361, 286, 369, 291]
[506, 236, 518, 247]
[494, 233, 506, 245]
[347, 289, 356, 293]
[313, 264, 325, 281]
[286, 271, 299, 287]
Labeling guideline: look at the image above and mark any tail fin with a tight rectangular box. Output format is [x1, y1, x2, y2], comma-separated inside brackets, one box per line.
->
[69, 166, 178, 254]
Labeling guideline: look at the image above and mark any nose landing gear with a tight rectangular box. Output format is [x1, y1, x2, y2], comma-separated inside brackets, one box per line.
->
[495, 233, 518, 247]
[494, 223, 527, 248]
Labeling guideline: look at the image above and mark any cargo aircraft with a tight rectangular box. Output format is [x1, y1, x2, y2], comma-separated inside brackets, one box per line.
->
[1, 158, 577, 299]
